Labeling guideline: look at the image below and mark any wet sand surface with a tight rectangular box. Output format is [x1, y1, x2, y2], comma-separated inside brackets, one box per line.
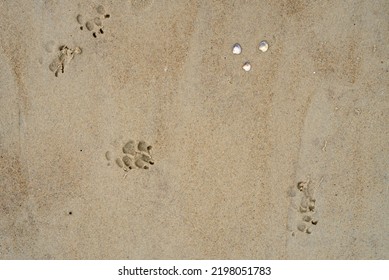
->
[0, 0, 388, 259]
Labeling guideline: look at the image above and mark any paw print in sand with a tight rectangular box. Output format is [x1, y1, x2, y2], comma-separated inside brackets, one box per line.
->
[295, 180, 318, 234]
[76, 4, 110, 38]
[49, 45, 82, 77]
[105, 139, 154, 172]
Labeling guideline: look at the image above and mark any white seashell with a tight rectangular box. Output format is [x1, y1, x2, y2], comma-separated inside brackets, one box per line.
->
[242, 62, 251, 72]
[232, 43, 242, 55]
[258, 40, 269, 52]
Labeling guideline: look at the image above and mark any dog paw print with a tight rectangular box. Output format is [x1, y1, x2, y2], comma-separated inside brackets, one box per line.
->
[49, 45, 82, 77]
[295, 179, 319, 234]
[76, 5, 110, 38]
[105, 139, 154, 173]
[231, 40, 269, 72]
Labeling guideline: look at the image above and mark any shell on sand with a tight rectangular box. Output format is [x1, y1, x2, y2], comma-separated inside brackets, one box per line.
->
[232, 43, 242, 55]
[242, 62, 251, 72]
[258, 40, 269, 52]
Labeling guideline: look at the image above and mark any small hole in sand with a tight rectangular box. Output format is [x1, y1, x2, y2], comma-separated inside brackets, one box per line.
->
[105, 14, 110, 18]
[93, 32, 97, 38]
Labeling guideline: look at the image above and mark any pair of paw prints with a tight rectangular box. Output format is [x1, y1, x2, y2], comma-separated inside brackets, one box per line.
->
[46, 3, 109, 76]
[76, 5, 110, 38]
[105, 139, 154, 172]
[48, 45, 82, 77]
[290, 180, 319, 235]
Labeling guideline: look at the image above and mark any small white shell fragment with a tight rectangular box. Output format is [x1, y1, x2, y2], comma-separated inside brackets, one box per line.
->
[258, 40, 269, 52]
[242, 62, 251, 72]
[232, 43, 242, 55]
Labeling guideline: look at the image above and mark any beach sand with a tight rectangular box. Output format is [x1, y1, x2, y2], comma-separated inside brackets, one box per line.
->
[0, 0, 388, 259]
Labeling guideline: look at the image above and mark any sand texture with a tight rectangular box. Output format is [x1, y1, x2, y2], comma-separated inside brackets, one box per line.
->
[0, 0, 388, 259]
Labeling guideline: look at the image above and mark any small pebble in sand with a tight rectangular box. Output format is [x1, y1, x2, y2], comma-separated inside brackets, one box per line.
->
[232, 43, 242, 55]
[258, 40, 269, 52]
[242, 62, 251, 72]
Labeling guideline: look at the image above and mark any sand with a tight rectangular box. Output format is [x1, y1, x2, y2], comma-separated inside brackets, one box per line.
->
[0, 0, 388, 259]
